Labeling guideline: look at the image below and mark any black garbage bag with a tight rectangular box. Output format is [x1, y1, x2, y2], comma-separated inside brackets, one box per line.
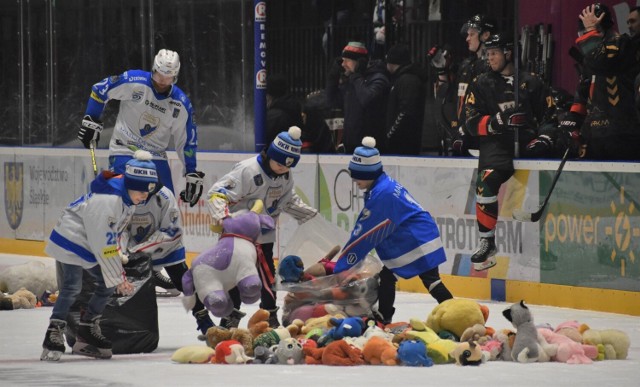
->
[62, 255, 159, 354]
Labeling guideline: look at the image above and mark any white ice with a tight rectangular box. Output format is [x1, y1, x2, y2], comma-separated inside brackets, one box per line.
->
[1, 254, 638, 387]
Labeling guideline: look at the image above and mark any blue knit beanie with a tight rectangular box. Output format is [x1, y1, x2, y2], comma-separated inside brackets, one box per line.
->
[124, 150, 158, 192]
[349, 137, 383, 180]
[267, 126, 302, 168]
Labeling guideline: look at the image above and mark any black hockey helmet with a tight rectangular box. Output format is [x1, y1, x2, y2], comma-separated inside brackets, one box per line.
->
[484, 33, 514, 51]
[578, 3, 614, 31]
[460, 14, 498, 36]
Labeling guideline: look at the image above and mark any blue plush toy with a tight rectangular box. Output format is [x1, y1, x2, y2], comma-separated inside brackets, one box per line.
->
[278, 255, 305, 283]
[318, 316, 366, 347]
[397, 340, 434, 367]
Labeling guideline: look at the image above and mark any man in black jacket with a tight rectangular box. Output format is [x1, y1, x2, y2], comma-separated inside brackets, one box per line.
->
[326, 41, 390, 154]
[266, 74, 303, 146]
[385, 44, 427, 155]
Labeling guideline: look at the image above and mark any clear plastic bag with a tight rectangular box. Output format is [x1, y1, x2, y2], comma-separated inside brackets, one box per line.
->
[276, 215, 383, 325]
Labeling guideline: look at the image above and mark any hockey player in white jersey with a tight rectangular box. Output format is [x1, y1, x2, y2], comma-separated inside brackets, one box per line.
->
[77, 49, 205, 208]
[41, 151, 158, 361]
[206, 126, 318, 328]
[124, 184, 214, 335]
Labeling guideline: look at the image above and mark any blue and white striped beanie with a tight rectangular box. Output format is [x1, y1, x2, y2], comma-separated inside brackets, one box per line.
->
[124, 150, 158, 192]
[349, 137, 383, 180]
[267, 126, 302, 168]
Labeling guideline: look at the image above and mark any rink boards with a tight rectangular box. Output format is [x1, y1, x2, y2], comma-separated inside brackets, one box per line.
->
[1, 147, 639, 315]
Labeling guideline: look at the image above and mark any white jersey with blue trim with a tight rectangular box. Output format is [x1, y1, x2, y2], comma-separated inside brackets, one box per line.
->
[87, 69, 198, 175]
[206, 155, 317, 244]
[126, 186, 185, 269]
[334, 173, 447, 278]
[45, 188, 135, 288]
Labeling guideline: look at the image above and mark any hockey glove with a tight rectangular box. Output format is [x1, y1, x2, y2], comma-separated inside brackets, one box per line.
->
[558, 111, 585, 133]
[526, 134, 554, 157]
[488, 108, 527, 135]
[428, 45, 451, 74]
[78, 115, 103, 149]
[180, 171, 205, 207]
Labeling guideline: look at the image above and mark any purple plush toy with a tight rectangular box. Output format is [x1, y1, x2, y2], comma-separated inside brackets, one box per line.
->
[182, 200, 275, 318]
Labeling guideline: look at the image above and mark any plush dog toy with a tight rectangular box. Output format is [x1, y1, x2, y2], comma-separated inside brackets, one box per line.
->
[502, 300, 557, 363]
[0, 287, 37, 310]
[182, 200, 275, 318]
[450, 340, 486, 366]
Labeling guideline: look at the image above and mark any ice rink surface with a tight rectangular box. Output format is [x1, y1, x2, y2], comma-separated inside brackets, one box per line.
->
[1, 254, 638, 387]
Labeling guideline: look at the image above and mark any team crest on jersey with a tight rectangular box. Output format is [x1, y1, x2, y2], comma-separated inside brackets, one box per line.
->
[353, 223, 363, 236]
[360, 208, 371, 221]
[253, 175, 263, 186]
[108, 217, 117, 229]
[140, 112, 160, 137]
[347, 253, 358, 265]
[172, 108, 180, 118]
[169, 209, 179, 224]
[4, 162, 24, 230]
[132, 90, 144, 101]
[109, 75, 121, 83]
[131, 212, 155, 243]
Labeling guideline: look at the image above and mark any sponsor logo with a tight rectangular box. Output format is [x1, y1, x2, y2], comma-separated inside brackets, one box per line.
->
[347, 253, 358, 265]
[109, 75, 121, 83]
[4, 162, 24, 230]
[253, 175, 263, 186]
[360, 208, 371, 220]
[128, 76, 146, 82]
[144, 100, 167, 114]
[173, 108, 180, 118]
[169, 100, 182, 107]
[132, 90, 144, 101]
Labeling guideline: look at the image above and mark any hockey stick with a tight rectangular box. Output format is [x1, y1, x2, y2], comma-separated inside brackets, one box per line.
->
[89, 139, 98, 177]
[513, 147, 570, 222]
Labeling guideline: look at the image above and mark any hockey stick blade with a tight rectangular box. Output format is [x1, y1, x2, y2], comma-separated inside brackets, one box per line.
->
[513, 147, 570, 223]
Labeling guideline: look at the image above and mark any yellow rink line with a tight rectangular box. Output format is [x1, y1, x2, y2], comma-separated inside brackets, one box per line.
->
[2, 238, 637, 316]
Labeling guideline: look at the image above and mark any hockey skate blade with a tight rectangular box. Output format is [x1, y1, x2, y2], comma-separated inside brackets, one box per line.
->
[156, 287, 181, 297]
[473, 257, 497, 271]
[512, 208, 533, 222]
[72, 342, 112, 359]
[40, 348, 63, 361]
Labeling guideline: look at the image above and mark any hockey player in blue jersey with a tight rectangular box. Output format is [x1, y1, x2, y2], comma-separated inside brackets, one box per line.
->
[77, 49, 205, 207]
[41, 151, 158, 361]
[333, 137, 453, 325]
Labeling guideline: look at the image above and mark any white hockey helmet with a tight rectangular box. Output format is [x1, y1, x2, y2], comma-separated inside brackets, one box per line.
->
[152, 49, 180, 82]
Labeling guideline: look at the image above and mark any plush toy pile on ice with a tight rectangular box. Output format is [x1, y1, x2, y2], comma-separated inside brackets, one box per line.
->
[182, 200, 275, 319]
[170, 300, 630, 366]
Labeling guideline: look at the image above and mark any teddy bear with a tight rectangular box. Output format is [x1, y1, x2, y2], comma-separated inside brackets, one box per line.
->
[396, 340, 433, 367]
[0, 260, 58, 297]
[271, 337, 305, 365]
[304, 339, 365, 366]
[317, 316, 366, 347]
[247, 308, 273, 338]
[581, 326, 630, 360]
[0, 287, 37, 310]
[537, 327, 594, 364]
[405, 318, 457, 364]
[170, 345, 216, 364]
[426, 298, 487, 339]
[202, 326, 254, 356]
[252, 345, 278, 364]
[502, 300, 557, 363]
[182, 200, 275, 318]
[460, 323, 502, 361]
[362, 336, 398, 365]
[214, 340, 252, 364]
[450, 340, 486, 366]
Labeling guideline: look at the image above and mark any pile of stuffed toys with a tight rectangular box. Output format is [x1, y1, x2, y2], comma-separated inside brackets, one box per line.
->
[171, 299, 631, 366]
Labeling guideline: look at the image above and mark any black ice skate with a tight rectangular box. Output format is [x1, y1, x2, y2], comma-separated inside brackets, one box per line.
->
[153, 270, 180, 297]
[72, 315, 112, 359]
[41, 319, 66, 361]
[471, 238, 497, 271]
[219, 308, 246, 329]
[194, 308, 215, 339]
[266, 307, 280, 328]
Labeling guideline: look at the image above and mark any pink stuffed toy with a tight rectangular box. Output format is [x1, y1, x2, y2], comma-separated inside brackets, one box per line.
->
[182, 201, 275, 318]
[537, 328, 593, 364]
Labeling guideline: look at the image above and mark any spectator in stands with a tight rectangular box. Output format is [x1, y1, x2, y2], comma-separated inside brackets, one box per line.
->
[326, 41, 390, 154]
[384, 44, 427, 155]
[627, 6, 640, 37]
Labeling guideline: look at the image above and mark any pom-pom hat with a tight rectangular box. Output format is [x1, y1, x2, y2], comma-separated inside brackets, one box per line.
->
[349, 137, 383, 180]
[125, 150, 158, 192]
[267, 126, 303, 168]
[386, 44, 411, 66]
[342, 41, 368, 61]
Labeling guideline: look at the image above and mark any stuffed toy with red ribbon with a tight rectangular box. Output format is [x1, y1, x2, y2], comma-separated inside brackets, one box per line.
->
[182, 200, 275, 318]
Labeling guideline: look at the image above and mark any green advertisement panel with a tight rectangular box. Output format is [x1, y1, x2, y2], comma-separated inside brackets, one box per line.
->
[541, 171, 640, 291]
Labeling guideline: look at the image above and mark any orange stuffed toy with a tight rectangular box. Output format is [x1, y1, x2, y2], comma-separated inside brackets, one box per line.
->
[362, 336, 398, 365]
[304, 339, 365, 366]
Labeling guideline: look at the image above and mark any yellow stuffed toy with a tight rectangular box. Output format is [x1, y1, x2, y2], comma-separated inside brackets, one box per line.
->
[406, 318, 457, 364]
[426, 299, 486, 339]
[581, 326, 630, 360]
[171, 345, 216, 363]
